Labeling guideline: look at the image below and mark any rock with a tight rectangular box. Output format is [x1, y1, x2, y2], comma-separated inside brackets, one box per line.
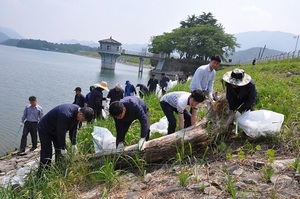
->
[143, 173, 152, 183]
[125, 192, 140, 199]
[232, 168, 244, 176]
[286, 72, 292, 77]
[253, 161, 265, 169]
[273, 159, 296, 171]
[204, 186, 220, 195]
[130, 182, 146, 191]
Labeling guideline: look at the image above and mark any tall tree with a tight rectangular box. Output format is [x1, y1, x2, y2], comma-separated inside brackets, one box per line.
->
[149, 13, 239, 61]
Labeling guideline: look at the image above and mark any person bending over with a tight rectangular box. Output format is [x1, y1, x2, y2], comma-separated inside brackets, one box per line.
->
[109, 96, 150, 151]
[160, 90, 206, 134]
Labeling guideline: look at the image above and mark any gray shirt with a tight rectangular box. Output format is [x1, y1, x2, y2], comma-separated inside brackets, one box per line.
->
[21, 104, 43, 122]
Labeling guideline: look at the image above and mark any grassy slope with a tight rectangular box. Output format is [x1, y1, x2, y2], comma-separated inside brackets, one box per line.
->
[2, 58, 299, 198]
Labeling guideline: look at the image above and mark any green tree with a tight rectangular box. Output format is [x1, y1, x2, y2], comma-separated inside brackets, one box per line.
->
[180, 12, 219, 28]
[148, 32, 175, 57]
[149, 12, 239, 61]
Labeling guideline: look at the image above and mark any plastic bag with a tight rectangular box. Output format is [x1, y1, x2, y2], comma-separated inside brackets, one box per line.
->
[237, 110, 284, 138]
[91, 126, 116, 153]
[150, 116, 169, 137]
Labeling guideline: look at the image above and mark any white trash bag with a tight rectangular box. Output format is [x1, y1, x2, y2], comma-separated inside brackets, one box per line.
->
[150, 116, 169, 137]
[237, 110, 284, 138]
[91, 126, 116, 153]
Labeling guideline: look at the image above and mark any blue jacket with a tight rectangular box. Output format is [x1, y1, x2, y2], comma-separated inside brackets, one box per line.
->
[113, 96, 149, 137]
[88, 88, 104, 112]
[73, 94, 85, 107]
[39, 104, 79, 149]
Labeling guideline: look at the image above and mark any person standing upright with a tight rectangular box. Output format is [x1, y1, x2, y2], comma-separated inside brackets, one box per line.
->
[73, 87, 85, 107]
[159, 73, 170, 95]
[18, 96, 43, 155]
[89, 81, 109, 119]
[190, 55, 221, 105]
[84, 85, 95, 107]
[125, 80, 137, 96]
[107, 83, 124, 104]
[147, 74, 159, 93]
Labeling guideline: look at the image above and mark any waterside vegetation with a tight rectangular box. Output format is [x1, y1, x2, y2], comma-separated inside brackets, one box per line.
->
[1, 58, 299, 198]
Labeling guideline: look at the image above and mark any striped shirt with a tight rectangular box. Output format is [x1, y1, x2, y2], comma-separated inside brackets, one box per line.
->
[160, 91, 190, 114]
[22, 104, 43, 122]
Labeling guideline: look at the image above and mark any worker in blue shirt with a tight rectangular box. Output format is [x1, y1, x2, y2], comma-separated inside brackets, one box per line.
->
[109, 96, 150, 151]
[37, 104, 94, 172]
[18, 96, 43, 155]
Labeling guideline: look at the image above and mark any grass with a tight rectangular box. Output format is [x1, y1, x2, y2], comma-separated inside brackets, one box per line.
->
[3, 58, 300, 198]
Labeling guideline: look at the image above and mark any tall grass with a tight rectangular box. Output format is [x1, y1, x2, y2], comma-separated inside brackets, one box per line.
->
[5, 58, 300, 197]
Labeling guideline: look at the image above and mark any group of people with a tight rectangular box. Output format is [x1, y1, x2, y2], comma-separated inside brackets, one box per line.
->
[18, 55, 257, 176]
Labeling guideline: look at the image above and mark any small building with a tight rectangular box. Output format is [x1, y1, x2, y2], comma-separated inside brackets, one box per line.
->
[98, 37, 122, 70]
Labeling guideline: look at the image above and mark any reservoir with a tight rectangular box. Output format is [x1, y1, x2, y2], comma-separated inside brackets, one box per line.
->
[0, 45, 151, 156]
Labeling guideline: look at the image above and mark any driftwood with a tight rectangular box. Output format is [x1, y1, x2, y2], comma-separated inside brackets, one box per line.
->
[91, 97, 234, 167]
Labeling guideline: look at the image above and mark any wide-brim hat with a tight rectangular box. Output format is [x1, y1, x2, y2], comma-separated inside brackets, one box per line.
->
[94, 81, 109, 91]
[222, 68, 252, 86]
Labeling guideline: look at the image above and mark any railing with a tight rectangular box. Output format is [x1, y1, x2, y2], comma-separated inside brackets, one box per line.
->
[241, 50, 300, 64]
[121, 49, 168, 59]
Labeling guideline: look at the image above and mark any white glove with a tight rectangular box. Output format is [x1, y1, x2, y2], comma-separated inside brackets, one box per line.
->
[20, 122, 24, 127]
[138, 137, 146, 151]
[235, 111, 241, 119]
[117, 142, 124, 151]
[61, 149, 67, 156]
[72, 145, 78, 155]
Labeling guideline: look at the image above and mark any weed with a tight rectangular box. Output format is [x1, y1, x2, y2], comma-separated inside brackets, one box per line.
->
[226, 148, 233, 160]
[123, 153, 148, 176]
[261, 166, 275, 183]
[226, 170, 237, 199]
[266, 149, 275, 164]
[238, 148, 245, 160]
[291, 157, 300, 173]
[178, 171, 190, 187]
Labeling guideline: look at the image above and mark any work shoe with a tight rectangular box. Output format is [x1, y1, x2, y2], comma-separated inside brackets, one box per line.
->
[30, 147, 37, 152]
[17, 150, 26, 156]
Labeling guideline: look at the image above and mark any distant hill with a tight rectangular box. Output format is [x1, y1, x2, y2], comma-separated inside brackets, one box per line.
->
[234, 31, 297, 52]
[1, 27, 297, 63]
[228, 47, 282, 64]
[61, 39, 149, 51]
[0, 26, 24, 40]
[59, 39, 99, 48]
[0, 32, 10, 43]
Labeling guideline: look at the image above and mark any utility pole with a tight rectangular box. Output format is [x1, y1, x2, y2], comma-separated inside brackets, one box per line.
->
[294, 35, 300, 51]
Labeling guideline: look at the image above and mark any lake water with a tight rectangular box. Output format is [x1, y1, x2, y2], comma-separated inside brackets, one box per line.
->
[0, 45, 151, 156]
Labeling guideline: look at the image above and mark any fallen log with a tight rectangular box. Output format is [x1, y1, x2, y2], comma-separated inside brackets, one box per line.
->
[90, 97, 234, 167]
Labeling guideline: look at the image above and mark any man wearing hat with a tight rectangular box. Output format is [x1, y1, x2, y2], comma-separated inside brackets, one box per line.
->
[89, 81, 109, 119]
[73, 87, 85, 107]
[125, 80, 137, 96]
[222, 68, 257, 117]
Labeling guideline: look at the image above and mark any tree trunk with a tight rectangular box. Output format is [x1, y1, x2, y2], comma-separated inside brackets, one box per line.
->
[90, 98, 234, 167]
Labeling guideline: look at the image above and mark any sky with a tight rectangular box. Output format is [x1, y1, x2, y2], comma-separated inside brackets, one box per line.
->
[1, 0, 300, 44]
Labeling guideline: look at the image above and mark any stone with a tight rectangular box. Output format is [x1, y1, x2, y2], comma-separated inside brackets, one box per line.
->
[253, 161, 265, 169]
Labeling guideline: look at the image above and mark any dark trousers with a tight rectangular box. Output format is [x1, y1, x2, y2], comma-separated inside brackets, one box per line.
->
[115, 111, 150, 147]
[38, 126, 61, 168]
[160, 101, 191, 134]
[19, 121, 38, 151]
